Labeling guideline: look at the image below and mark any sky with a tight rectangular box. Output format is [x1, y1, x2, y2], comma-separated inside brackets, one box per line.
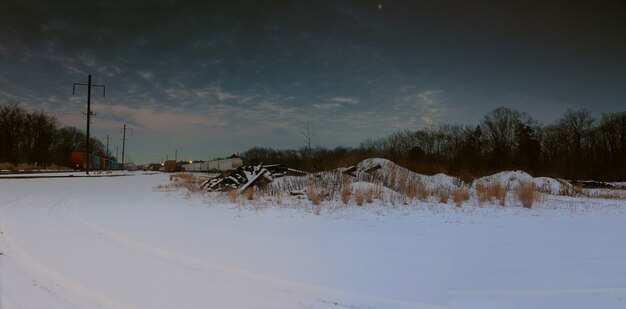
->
[1, 0, 625, 164]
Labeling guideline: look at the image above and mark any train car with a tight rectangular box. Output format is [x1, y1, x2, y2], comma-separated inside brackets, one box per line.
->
[70, 151, 120, 170]
[182, 158, 243, 172]
[70, 151, 85, 170]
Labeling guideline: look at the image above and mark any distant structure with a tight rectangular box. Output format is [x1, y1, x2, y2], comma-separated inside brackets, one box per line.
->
[182, 158, 243, 172]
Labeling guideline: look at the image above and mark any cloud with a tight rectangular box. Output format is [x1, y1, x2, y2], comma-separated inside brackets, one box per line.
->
[91, 103, 227, 131]
[417, 90, 443, 125]
[392, 89, 444, 126]
[139, 71, 153, 80]
[329, 96, 359, 104]
[313, 96, 359, 110]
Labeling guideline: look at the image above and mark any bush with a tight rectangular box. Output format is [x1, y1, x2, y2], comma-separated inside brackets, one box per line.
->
[516, 182, 539, 208]
[355, 189, 365, 206]
[307, 182, 322, 206]
[453, 187, 470, 207]
[475, 181, 506, 206]
[341, 177, 351, 204]
[243, 187, 255, 200]
[438, 187, 450, 204]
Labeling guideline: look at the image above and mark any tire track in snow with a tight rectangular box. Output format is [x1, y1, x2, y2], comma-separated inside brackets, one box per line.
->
[0, 181, 135, 308]
[66, 205, 443, 309]
[2, 177, 444, 309]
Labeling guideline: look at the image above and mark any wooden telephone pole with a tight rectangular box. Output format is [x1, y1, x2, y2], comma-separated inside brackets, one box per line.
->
[121, 124, 133, 170]
[73, 74, 105, 175]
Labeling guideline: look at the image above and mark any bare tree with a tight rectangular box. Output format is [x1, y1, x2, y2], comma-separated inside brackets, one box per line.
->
[299, 120, 316, 152]
[0, 101, 26, 164]
[482, 107, 524, 170]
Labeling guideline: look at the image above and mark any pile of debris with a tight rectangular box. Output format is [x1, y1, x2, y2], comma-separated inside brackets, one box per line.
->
[202, 163, 290, 192]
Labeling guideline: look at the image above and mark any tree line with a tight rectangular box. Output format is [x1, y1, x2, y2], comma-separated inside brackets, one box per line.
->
[3, 100, 624, 181]
[240, 107, 625, 181]
[0, 101, 113, 168]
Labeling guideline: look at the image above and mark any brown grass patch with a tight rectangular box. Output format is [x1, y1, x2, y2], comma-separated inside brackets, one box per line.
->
[170, 172, 204, 193]
[438, 187, 450, 204]
[373, 184, 384, 202]
[341, 177, 351, 204]
[355, 189, 365, 206]
[475, 181, 506, 206]
[227, 189, 238, 203]
[516, 182, 540, 208]
[365, 187, 374, 204]
[453, 187, 470, 207]
[243, 187, 255, 200]
[416, 180, 429, 201]
[307, 182, 322, 206]
[475, 182, 488, 206]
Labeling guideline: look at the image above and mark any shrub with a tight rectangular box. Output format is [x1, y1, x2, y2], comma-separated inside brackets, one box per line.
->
[516, 182, 539, 208]
[453, 187, 470, 207]
[166, 172, 204, 194]
[243, 187, 255, 200]
[341, 177, 351, 204]
[559, 184, 584, 197]
[475, 181, 506, 206]
[307, 182, 322, 206]
[475, 182, 489, 206]
[355, 189, 365, 206]
[227, 189, 238, 203]
[497, 188, 507, 206]
[416, 180, 429, 201]
[373, 184, 383, 202]
[438, 187, 450, 204]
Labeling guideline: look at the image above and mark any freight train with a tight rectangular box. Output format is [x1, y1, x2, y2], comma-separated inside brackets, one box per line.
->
[70, 151, 120, 170]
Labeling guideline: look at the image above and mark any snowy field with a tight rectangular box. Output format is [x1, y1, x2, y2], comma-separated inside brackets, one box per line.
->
[1, 172, 625, 308]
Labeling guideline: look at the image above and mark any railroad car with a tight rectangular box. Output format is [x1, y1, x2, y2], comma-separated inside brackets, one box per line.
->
[70, 151, 119, 170]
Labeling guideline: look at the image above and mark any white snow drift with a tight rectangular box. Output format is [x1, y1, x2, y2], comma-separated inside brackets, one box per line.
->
[0, 163, 625, 309]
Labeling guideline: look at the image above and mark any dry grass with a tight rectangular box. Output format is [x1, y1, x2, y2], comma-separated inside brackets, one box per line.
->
[387, 165, 398, 191]
[307, 182, 323, 215]
[355, 189, 365, 206]
[475, 182, 488, 206]
[170, 172, 204, 193]
[559, 184, 584, 197]
[516, 182, 540, 208]
[373, 184, 384, 202]
[453, 187, 470, 207]
[475, 181, 506, 207]
[307, 182, 322, 206]
[243, 187, 255, 200]
[404, 181, 416, 199]
[156, 172, 204, 193]
[498, 189, 507, 206]
[438, 187, 450, 204]
[416, 180, 429, 201]
[274, 189, 284, 204]
[401, 178, 429, 202]
[365, 187, 374, 204]
[341, 177, 351, 204]
[227, 189, 238, 203]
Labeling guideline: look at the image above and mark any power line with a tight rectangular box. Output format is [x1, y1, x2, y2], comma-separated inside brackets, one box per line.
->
[120, 124, 133, 170]
[72, 74, 105, 175]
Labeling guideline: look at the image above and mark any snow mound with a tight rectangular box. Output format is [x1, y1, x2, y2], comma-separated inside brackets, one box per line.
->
[475, 170, 571, 194]
[355, 158, 463, 191]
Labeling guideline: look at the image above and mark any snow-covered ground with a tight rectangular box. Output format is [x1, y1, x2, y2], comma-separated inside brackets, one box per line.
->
[1, 172, 625, 308]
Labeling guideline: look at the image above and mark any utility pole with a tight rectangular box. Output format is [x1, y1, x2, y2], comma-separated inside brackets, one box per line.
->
[73, 74, 105, 175]
[120, 124, 133, 170]
[105, 135, 110, 170]
[175, 149, 177, 162]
